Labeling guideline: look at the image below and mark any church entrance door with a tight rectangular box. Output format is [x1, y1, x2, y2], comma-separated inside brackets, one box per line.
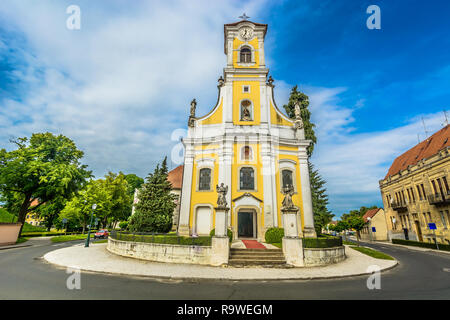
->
[238, 211, 255, 238]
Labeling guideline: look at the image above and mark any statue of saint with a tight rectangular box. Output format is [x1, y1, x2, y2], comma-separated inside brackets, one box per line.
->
[241, 101, 251, 121]
[216, 183, 228, 208]
[294, 103, 301, 120]
[190, 99, 197, 117]
[281, 184, 295, 210]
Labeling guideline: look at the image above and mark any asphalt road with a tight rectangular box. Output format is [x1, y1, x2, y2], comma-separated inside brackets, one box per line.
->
[0, 237, 449, 300]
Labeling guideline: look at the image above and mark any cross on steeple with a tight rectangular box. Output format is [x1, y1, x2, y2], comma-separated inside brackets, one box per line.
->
[239, 13, 250, 20]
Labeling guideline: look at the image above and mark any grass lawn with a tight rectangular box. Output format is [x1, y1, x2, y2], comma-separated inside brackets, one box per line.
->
[350, 246, 395, 260]
[0, 208, 47, 233]
[94, 239, 108, 244]
[16, 237, 29, 244]
[51, 234, 94, 243]
[270, 242, 282, 249]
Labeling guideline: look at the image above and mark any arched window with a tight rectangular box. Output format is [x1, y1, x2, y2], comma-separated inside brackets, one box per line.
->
[240, 167, 255, 190]
[282, 169, 293, 189]
[198, 168, 211, 191]
[240, 47, 251, 63]
[240, 100, 252, 121]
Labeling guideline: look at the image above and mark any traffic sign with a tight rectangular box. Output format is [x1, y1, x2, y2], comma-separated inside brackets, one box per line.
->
[372, 227, 376, 232]
[428, 223, 437, 230]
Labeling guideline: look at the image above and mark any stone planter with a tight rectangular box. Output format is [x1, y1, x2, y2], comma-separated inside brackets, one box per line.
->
[0, 223, 22, 246]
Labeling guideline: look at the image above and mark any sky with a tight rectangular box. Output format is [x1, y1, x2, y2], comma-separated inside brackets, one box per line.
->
[0, 0, 449, 217]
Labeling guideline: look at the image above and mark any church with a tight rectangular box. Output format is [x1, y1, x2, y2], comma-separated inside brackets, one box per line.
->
[176, 18, 316, 241]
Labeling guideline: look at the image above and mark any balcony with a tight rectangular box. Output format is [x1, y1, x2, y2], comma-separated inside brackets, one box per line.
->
[391, 200, 408, 212]
[427, 191, 450, 206]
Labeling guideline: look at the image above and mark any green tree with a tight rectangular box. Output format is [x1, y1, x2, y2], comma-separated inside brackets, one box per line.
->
[124, 173, 144, 196]
[100, 172, 132, 228]
[129, 157, 176, 233]
[310, 162, 334, 235]
[283, 85, 317, 157]
[34, 196, 67, 231]
[283, 86, 332, 236]
[0, 133, 91, 236]
[344, 215, 365, 246]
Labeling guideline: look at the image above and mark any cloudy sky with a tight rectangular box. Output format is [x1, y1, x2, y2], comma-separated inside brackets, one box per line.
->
[1, 0, 449, 216]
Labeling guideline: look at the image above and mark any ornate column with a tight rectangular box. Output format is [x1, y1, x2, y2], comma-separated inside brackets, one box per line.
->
[211, 183, 230, 266]
[298, 147, 317, 238]
[177, 142, 194, 236]
[281, 185, 304, 266]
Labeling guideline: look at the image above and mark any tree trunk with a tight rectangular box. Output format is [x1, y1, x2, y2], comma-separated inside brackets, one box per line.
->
[17, 193, 32, 237]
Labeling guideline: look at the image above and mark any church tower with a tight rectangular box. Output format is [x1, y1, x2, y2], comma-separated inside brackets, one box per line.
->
[177, 18, 316, 240]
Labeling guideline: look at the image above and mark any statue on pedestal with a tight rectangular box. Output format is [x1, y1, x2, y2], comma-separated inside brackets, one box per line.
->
[293, 102, 303, 130]
[216, 183, 229, 208]
[281, 184, 297, 211]
[188, 98, 196, 127]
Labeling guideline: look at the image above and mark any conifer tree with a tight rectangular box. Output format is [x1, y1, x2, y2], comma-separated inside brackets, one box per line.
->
[128, 157, 176, 233]
[283, 86, 333, 234]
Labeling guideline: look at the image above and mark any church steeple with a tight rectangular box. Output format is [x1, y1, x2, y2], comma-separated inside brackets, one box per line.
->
[223, 19, 268, 75]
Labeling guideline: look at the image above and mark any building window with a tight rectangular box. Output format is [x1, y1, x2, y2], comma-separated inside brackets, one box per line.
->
[240, 47, 252, 63]
[243, 85, 250, 93]
[421, 184, 426, 198]
[442, 176, 449, 194]
[241, 146, 252, 161]
[439, 211, 447, 229]
[416, 185, 423, 200]
[281, 169, 294, 189]
[198, 168, 212, 191]
[240, 167, 255, 190]
[240, 100, 252, 121]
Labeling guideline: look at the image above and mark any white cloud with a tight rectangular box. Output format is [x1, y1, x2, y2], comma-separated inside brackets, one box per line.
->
[0, 0, 269, 176]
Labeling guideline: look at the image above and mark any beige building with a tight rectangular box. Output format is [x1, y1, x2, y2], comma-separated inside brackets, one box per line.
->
[360, 208, 388, 241]
[379, 125, 450, 244]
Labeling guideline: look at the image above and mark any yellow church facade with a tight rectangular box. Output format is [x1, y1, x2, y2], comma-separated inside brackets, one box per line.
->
[177, 19, 316, 241]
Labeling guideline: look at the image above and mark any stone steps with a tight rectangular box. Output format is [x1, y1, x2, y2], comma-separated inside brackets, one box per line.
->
[228, 248, 286, 267]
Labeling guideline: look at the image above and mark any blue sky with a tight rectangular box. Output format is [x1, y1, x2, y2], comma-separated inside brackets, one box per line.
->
[0, 0, 449, 217]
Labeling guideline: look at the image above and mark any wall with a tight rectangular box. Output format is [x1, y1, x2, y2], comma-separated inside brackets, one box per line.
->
[303, 246, 346, 267]
[107, 237, 213, 265]
[0, 223, 22, 246]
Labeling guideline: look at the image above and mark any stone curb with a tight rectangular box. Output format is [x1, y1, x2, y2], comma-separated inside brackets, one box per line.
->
[43, 245, 399, 281]
[0, 243, 32, 250]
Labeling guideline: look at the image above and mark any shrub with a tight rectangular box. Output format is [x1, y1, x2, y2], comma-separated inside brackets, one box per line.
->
[112, 232, 212, 246]
[265, 227, 284, 244]
[303, 237, 342, 248]
[118, 221, 129, 230]
[210, 228, 233, 243]
[392, 239, 450, 251]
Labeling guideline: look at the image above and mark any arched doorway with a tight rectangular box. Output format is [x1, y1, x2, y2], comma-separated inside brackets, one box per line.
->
[238, 210, 257, 238]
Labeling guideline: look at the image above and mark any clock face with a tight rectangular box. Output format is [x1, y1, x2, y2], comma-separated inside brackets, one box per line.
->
[240, 27, 253, 40]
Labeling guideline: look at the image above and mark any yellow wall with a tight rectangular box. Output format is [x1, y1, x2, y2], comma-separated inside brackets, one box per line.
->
[233, 81, 260, 125]
[233, 37, 260, 68]
[270, 101, 292, 126]
[199, 98, 223, 126]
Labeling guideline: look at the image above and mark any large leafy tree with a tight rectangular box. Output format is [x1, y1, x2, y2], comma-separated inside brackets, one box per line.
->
[129, 157, 176, 233]
[0, 133, 91, 235]
[283, 86, 333, 235]
[124, 173, 144, 197]
[34, 196, 68, 231]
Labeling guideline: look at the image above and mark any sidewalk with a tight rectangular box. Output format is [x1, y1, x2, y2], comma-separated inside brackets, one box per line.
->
[348, 237, 450, 255]
[43, 243, 397, 281]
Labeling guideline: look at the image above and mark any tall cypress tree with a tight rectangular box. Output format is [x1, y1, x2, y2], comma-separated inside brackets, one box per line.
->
[283, 86, 333, 235]
[129, 157, 176, 233]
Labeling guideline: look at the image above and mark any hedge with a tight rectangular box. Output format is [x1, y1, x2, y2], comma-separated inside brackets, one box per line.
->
[112, 232, 212, 246]
[303, 237, 343, 248]
[392, 239, 450, 251]
[210, 228, 233, 243]
[265, 227, 284, 244]
[21, 230, 98, 238]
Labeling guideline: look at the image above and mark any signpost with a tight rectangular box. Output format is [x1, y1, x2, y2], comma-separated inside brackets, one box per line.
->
[428, 223, 439, 250]
[62, 218, 68, 235]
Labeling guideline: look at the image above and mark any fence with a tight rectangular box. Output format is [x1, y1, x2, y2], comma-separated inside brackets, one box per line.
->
[110, 230, 212, 246]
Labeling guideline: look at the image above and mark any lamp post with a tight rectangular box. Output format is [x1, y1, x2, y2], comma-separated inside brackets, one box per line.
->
[367, 217, 373, 242]
[85, 204, 97, 248]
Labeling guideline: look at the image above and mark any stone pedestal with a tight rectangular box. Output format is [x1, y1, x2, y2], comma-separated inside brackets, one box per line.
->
[281, 207, 304, 267]
[211, 236, 229, 266]
[282, 237, 304, 267]
[214, 207, 229, 237]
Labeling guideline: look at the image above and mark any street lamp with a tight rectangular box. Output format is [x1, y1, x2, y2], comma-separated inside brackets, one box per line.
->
[85, 203, 97, 248]
[367, 217, 373, 242]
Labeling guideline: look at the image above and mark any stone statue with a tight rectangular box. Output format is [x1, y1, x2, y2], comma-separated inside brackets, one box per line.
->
[216, 183, 229, 208]
[190, 99, 197, 117]
[293, 102, 304, 130]
[241, 101, 251, 121]
[281, 184, 295, 210]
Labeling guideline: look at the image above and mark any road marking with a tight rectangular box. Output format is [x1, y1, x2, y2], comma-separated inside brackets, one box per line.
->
[443, 268, 450, 273]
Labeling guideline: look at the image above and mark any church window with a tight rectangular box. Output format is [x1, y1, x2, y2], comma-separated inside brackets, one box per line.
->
[240, 47, 251, 63]
[242, 146, 252, 161]
[240, 167, 255, 190]
[240, 100, 252, 121]
[198, 168, 212, 191]
[243, 85, 250, 93]
[282, 169, 294, 189]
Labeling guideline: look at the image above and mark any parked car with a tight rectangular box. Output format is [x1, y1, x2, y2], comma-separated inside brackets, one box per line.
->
[94, 229, 109, 239]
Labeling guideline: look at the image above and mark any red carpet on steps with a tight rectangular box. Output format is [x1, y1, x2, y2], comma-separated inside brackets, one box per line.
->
[241, 240, 267, 249]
